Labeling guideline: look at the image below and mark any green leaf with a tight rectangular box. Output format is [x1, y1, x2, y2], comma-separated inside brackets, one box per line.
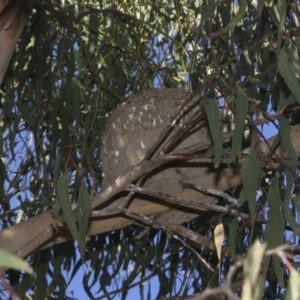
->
[58, 106, 70, 152]
[243, 240, 266, 287]
[100, 271, 112, 288]
[242, 241, 266, 300]
[241, 153, 261, 219]
[292, 193, 300, 218]
[249, 77, 269, 90]
[53, 153, 61, 185]
[218, 0, 231, 27]
[228, 218, 239, 261]
[71, 80, 81, 123]
[279, 117, 300, 233]
[204, 98, 223, 168]
[283, 169, 300, 234]
[286, 268, 300, 300]
[0, 249, 34, 275]
[252, 275, 265, 300]
[218, 0, 247, 35]
[231, 86, 248, 159]
[256, 0, 265, 17]
[57, 175, 80, 241]
[87, 15, 100, 56]
[52, 200, 62, 230]
[280, 117, 299, 226]
[78, 183, 91, 258]
[277, 94, 295, 112]
[263, 173, 285, 287]
[279, 116, 297, 163]
[278, 46, 300, 104]
[276, 1, 287, 63]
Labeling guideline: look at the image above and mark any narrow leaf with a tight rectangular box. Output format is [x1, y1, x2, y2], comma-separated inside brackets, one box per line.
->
[71, 80, 81, 123]
[264, 173, 285, 287]
[277, 94, 295, 112]
[0, 249, 34, 275]
[278, 116, 297, 163]
[256, 0, 265, 17]
[204, 98, 223, 168]
[280, 117, 300, 233]
[252, 275, 265, 300]
[286, 268, 300, 300]
[214, 222, 224, 260]
[241, 154, 261, 219]
[276, 1, 287, 63]
[292, 193, 300, 217]
[228, 218, 239, 261]
[53, 153, 61, 185]
[218, 0, 247, 35]
[232, 86, 248, 159]
[78, 183, 91, 258]
[278, 46, 300, 104]
[243, 240, 266, 287]
[57, 175, 80, 241]
[242, 242, 265, 300]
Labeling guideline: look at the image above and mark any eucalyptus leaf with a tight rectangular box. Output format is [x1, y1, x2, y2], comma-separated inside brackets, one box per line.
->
[278, 46, 300, 104]
[231, 86, 248, 159]
[228, 218, 239, 261]
[263, 173, 284, 287]
[243, 240, 266, 288]
[279, 116, 300, 234]
[214, 222, 224, 260]
[57, 175, 80, 241]
[78, 182, 91, 258]
[215, 0, 247, 36]
[276, 1, 287, 63]
[286, 268, 300, 300]
[241, 153, 261, 219]
[204, 98, 223, 168]
[0, 249, 34, 275]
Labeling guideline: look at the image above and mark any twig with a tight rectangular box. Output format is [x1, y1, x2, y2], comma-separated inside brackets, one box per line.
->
[122, 208, 214, 272]
[127, 184, 257, 221]
[165, 223, 216, 251]
[0, 273, 21, 300]
[94, 257, 172, 300]
[163, 261, 243, 300]
[180, 181, 240, 206]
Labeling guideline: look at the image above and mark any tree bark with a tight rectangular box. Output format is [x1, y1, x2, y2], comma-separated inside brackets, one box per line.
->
[0, 0, 34, 84]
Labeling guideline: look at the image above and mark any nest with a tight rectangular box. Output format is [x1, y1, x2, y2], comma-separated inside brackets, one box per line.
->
[100, 88, 220, 224]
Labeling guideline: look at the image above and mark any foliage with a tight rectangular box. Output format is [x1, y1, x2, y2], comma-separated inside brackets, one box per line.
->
[0, 249, 33, 275]
[1, 0, 300, 299]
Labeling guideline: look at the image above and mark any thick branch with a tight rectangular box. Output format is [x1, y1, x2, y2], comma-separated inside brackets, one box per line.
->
[0, 124, 299, 258]
[0, 0, 34, 84]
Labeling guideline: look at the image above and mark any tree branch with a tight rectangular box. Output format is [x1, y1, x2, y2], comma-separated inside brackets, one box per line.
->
[0, 125, 299, 258]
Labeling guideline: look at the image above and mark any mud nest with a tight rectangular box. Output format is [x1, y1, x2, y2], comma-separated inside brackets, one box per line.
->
[100, 88, 220, 224]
